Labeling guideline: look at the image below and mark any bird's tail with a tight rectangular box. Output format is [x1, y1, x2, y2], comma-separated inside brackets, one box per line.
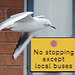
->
[0, 23, 2, 30]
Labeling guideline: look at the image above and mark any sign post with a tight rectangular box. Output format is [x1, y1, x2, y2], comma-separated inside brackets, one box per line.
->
[23, 0, 27, 75]
[31, 38, 75, 72]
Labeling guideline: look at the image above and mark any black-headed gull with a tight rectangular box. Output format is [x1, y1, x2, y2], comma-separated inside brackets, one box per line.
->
[0, 12, 56, 59]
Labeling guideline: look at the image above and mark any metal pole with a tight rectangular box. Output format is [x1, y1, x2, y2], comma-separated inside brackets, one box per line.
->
[23, 47, 27, 75]
[23, 0, 27, 75]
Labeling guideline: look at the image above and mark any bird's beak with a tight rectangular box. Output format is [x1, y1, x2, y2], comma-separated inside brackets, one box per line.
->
[51, 26, 56, 29]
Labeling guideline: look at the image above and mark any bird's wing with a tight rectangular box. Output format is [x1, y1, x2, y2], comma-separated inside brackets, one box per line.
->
[13, 32, 33, 59]
[0, 12, 33, 30]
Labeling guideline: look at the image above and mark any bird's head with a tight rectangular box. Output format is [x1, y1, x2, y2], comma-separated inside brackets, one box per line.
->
[44, 19, 56, 29]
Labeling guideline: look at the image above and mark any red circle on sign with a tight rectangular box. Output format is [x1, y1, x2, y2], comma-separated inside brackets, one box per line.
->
[51, 40, 57, 47]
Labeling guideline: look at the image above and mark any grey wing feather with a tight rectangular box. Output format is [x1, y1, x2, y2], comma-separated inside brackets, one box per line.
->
[13, 32, 33, 59]
[14, 32, 29, 51]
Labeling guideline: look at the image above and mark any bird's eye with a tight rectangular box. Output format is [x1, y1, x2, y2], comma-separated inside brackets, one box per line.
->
[44, 24, 50, 26]
[47, 24, 50, 26]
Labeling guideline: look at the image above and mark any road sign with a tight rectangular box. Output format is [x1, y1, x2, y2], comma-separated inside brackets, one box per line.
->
[30, 38, 75, 72]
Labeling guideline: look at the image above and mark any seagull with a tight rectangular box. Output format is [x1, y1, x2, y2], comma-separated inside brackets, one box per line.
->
[0, 12, 56, 59]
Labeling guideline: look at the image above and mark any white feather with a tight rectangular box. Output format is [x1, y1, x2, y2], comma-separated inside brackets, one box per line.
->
[0, 12, 33, 30]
